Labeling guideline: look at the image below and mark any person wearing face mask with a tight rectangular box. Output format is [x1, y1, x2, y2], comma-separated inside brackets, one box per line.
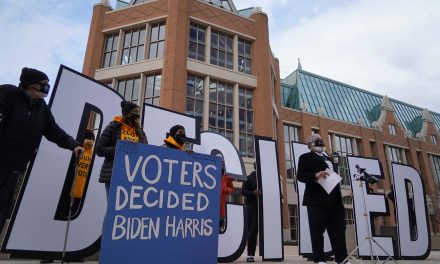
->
[297, 134, 349, 264]
[162, 125, 187, 150]
[96, 101, 148, 196]
[0, 67, 84, 235]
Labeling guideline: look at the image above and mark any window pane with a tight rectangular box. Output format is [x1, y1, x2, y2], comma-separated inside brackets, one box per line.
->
[112, 35, 119, 49]
[245, 42, 251, 57]
[219, 34, 225, 50]
[218, 51, 225, 67]
[186, 98, 194, 115]
[131, 30, 139, 45]
[124, 32, 131, 48]
[195, 99, 203, 119]
[150, 25, 159, 42]
[154, 75, 161, 96]
[226, 37, 233, 52]
[239, 88, 245, 108]
[157, 41, 164, 58]
[218, 83, 225, 104]
[187, 76, 195, 97]
[197, 44, 205, 61]
[158, 24, 166, 40]
[211, 32, 218, 48]
[103, 53, 110, 68]
[209, 81, 217, 102]
[129, 47, 137, 63]
[149, 42, 157, 59]
[238, 41, 244, 55]
[218, 105, 225, 128]
[226, 106, 233, 130]
[189, 25, 197, 41]
[121, 49, 129, 64]
[110, 51, 117, 66]
[125, 79, 133, 100]
[247, 135, 254, 157]
[226, 85, 233, 105]
[246, 90, 253, 110]
[247, 111, 253, 132]
[209, 103, 217, 127]
[239, 109, 246, 132]
[136, 45, 144, 61]
[189, 42, 197, 59]
[146, 76, 154, 97]
[139, 29, 146, 45]
[153, 97, 160, 106]
[198, 28, 205, 44]
[210, 47, 217, 65]
[195, 77, 204, 99]
[226, 53, 233, 69]
[105, 37, 112, 51]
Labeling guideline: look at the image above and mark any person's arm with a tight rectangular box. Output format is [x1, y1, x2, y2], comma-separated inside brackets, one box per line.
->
[96, 124, 116, 160]
[44, 107, 81, 151]
[226, 177, 234, 194]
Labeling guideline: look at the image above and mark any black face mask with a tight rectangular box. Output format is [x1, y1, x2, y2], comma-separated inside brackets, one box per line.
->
[128, 114, 140, 125]
[174, 133, 186, 145]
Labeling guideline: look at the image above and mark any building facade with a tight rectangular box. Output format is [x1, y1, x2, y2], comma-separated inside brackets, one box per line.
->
[83, 0, 440, 244]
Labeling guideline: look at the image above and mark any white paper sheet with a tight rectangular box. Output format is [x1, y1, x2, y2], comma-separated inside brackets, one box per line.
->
[317, 169, 342, 194]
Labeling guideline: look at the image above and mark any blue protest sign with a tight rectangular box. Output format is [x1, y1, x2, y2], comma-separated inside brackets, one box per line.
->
[100, 141, 221, 264]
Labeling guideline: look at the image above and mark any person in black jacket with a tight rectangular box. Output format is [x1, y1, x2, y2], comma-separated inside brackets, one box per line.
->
[96, 101, 147, 196]
[242, 163, 261, 262]
[297, 134, 349, 264]
[0, 67, 83, 234]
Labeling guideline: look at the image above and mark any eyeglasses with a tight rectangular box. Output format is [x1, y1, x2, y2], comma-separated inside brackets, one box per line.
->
[34, 83, 50, 94]
[130, 113, 140, 119]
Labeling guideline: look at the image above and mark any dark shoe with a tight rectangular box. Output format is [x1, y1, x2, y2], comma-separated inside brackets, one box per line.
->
[246, 256, 255, 262]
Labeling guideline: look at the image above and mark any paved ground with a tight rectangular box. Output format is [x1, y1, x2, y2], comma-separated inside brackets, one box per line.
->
[0, 246, 439, 263]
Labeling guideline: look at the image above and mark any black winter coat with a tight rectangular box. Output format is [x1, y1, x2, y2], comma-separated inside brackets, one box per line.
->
[0, 84, 80, 172]
[96, 121, 147, 183]
[242, 171, 259, 206]
[297, 151, 342, 207]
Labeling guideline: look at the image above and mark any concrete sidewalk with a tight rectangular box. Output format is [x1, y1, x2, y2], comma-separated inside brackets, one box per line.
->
[0, 246, 439, 263]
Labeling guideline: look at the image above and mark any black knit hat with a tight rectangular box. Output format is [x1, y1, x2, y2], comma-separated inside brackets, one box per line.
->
[19, 67, 49, 88]
[120, 101, 139, 116]
[169, 125, 184, 137]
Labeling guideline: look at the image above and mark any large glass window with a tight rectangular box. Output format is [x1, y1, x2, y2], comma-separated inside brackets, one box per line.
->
[331, 134, 359, 185]
[431, 155, 440, 195]
[210, 30, 233, 69]
[144, 73, 161, 106]
[238, 87, 254, 157]
[288, 205, 298, 242]
[186, 75, 204, 130]
[116, 76, 141, 104]
[389, 124, 397, 136]
[148, 23, 166, 59]
[189, 24, 206, 62]
[238, 39, 252, 74]
[121, 27, 146, 65]
[102, 33, 119, 68]
[209, 79, 234, 144]
[387, 146, 404, 164]
[284, 124, 299, 179]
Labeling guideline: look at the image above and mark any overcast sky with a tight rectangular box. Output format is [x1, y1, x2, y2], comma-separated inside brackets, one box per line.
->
[1, 0, 439, 112]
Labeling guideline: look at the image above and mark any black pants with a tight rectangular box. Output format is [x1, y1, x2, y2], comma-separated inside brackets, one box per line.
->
[0, 165, 21, 234]
[246, 204, 258, 256]
[307, 202, 348, 263]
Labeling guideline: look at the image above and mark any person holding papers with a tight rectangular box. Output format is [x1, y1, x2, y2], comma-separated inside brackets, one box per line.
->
[297, 134, 349, 264]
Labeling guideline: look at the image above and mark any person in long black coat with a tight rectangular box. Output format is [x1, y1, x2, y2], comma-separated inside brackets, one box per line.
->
[0, 67, 83, 234]
[242, 163, 261, 263]
[297, 134, 349, 264]
[96, 101, 147, 196]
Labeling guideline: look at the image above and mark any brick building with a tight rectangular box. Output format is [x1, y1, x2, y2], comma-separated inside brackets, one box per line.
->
[82, 0, 440, 243]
